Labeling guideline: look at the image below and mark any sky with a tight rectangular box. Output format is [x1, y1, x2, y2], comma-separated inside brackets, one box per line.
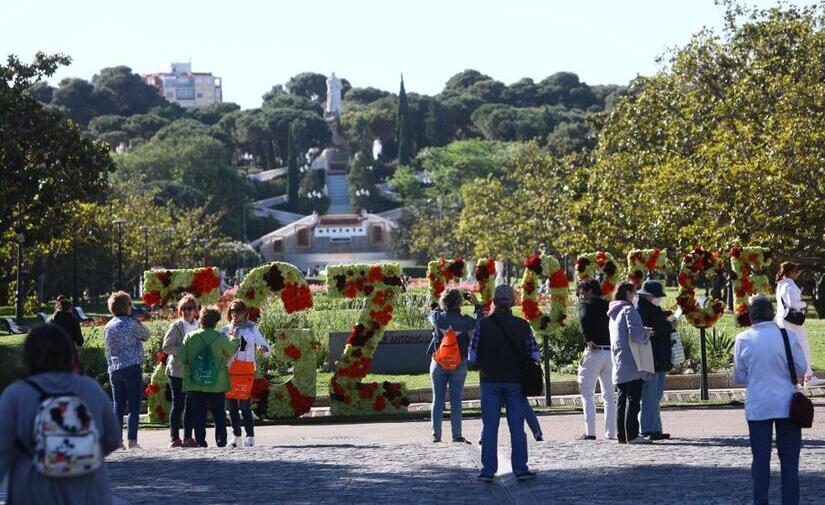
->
[3, 0, 820, 109]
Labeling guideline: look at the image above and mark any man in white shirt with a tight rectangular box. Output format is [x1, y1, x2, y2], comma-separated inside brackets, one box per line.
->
[734, 295, 807, 505]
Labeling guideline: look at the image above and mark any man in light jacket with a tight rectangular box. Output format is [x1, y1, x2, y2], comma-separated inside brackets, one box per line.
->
[734, 295, 807, 505]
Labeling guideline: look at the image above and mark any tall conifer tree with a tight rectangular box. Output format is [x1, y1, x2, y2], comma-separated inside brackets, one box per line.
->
[287, 124, 299, 205]
[396, 75, 412, 166]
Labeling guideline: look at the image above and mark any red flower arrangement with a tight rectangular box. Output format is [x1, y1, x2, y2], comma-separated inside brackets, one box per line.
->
[142, 267, 222, 307]
[730, 246, 773, 327]
[475, 257, 497, 313]
[627, 249, 668, 289]
[576, 252, 620, 299]
[676, 246, 726, 329]
[520, 252, 569, 335]
[238, 262, 314, 321]
[427, 258, 466, 301]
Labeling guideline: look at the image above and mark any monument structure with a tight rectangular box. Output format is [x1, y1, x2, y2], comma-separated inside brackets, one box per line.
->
[247, 73, 404, 271]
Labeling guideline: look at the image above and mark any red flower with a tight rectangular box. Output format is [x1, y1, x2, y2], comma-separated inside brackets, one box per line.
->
[522, 281, 535, 295]
[143, 290, 162, 307]
[373, 291, 386, 307]
[595, 251, 607, 267]
[370, 306, 393, 327]
[144, 383, 160, 396]
[373, 395, 386, 412]
[192, 268, 221, 296]
[524, 253, 542, 273]
[343, 281, 359, 298]
[432, 279, 445, 300]
[367, 265, 384, 283]
[155, 404, 167, 421]
[284, 344, 302, 361]
[251, 378, 271, 397]
[247, 307, 261, 322]
[286, 382, 313, 416]
[358, 382, 379, 399]
[522, 299, 541, 321]
[245, 287, 256, 300]
[155, 270, 172, 287]
[601, 281, 615, 296]
[644, 249, 661, 271]
[156, 352, 168, 364]
[548, 269, 569, 289]
[282, 283, 313, 313]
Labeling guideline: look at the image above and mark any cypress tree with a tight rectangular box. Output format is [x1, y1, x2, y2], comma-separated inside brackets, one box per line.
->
[287, 124, 299, 206]
[396, 75, 412, 166]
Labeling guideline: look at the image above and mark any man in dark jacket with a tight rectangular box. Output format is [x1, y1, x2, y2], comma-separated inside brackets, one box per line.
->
[469, 285, 539, 482]
[636, 279, 674, 440]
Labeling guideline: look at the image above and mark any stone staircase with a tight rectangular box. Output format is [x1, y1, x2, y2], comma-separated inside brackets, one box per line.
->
[326, 173, 351, 214]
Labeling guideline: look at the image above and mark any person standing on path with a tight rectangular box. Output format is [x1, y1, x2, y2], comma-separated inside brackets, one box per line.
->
[180, 306, 237, 448]
[734, 295, 807, 505]
[162, 294, 199, 448]
[0, 324, 122, 505]
[221, 300, 269, 448]
[608, 282, 653, 445]
[775, 262, 823, 387]
[427, 289, 482, 443]
[104, 291, 150, 449]
[51, 295, 84, 348]
[469, 285, 538, 482]
[576, 279, 617, 441]
[636, 280, 674, 440]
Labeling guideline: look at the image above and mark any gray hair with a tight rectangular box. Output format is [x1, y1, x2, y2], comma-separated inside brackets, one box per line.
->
[748, 294, 775, 323]
[493, 284, 515, 308]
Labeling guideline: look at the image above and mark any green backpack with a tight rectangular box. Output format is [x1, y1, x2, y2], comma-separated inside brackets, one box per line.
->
[190, 334, 219, 387]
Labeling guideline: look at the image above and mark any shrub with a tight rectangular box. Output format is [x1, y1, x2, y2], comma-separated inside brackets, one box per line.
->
[546, 317, 585, 368]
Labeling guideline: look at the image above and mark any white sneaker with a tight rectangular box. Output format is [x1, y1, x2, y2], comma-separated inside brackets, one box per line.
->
[806, 376, 825, 387]
[244, 436, 254, 447]
[230, 435, 240, 448]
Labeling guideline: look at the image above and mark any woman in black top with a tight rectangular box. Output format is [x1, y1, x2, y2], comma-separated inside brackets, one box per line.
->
[576, 279, 617, 441]
[51, 295, 84, 347]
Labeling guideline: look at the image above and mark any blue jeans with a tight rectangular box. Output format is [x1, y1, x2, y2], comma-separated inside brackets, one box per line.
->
[169, 376, 193, 441]
[748, 419, 801, 505]
[227, 398, 255, 437]
[430, 360, 467, 438]
[480, 382, 529, 477]
[110, 364, 143, 442]
[190, 391, 227, 447]
[639, 371, 666, 434]
[480, 398, 542, 440]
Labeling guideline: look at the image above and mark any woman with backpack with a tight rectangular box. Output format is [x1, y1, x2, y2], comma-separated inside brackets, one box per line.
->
[180, 306, 238, 448]
[221, 299, 270, 448]
[162, 294, 200, 448]
[427, 289, 483, 443]
[0, 324, 122, 504]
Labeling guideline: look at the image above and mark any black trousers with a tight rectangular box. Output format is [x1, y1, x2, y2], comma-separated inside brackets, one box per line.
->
[169, 376, 193, 441]
[617, 379, 643, 442]
[227, 398, 255, 437]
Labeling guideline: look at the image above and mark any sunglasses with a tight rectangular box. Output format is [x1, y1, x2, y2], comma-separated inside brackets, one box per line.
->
[229, 309, 246, 315]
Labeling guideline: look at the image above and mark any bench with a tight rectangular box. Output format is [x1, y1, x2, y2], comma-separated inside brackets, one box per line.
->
[1, 316, 27, 335]
[73, 306, 91, 322]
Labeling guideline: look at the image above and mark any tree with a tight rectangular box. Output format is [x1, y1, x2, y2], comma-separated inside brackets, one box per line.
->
[28, 81, 53, 103]
[344, 87, 389, 104]
[285, 72, 328, 103]
[50, 77, 116, 125]
[186, 102, 240, 125]
[396, 76, 412, 165]
[441, 69, 492, 97]
[91, 66, 166, 115]
[286, 125, 299, 206]
[88, 114, 126, 137]
[122, 113, 169, 141]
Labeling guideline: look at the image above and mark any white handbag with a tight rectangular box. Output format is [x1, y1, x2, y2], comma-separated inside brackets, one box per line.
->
[670, 331, 685, 366]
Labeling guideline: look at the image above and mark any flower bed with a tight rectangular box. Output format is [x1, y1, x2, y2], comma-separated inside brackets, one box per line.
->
[474, 257, 497, 313]
[521, 252, 569, 335]
[627, 248, 667, 288]
[238, 262, 314, 321]
[676, 247, 726, 328]
[327, 263, 410, 415]
[730, 246, 773, 326]
[142, 267, 221, 307]
[576, 251, 620, 299]
[426, 258, 466, 302]
[145, 352, 171, 424]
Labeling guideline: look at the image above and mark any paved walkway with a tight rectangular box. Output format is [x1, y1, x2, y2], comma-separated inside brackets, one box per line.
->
[105, 400, 825, 504]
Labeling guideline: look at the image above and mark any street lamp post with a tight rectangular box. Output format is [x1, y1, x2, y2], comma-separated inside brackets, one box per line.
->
[164, 226, 175, 268]
[139, 225, 151, 273]
[14, 229, 25, 324]
[112, 218, 127, 291]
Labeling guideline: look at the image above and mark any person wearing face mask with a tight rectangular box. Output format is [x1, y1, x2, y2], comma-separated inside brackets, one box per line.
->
[635, 280, 674, 440]
[162, 294, 200, 448]
[221, 299, 270, 448]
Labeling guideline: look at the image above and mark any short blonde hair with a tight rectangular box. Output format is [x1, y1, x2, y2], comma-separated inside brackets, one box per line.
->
[108, 291, 132, 316]
[199, 306, 222, 329]
[177, 294, 200, 313]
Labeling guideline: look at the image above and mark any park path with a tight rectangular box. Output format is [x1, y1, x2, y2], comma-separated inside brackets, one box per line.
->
[103, 400, 825, 504]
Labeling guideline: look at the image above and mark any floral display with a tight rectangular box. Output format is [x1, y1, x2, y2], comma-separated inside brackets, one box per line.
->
[627, 248, 668, 288]
[730, 246, 773, 327]
[327, 263, 410, 416]
[238, 262, 314, 321]
[427, 258, 466, 302]
[474, 257, 497, 313]
[145, 356, 171, 424]
[263, 329, 319, 418]
[521, 252, 569, 335]
[576, 251, 620, 299]
[676, 247, 727, 329]
[142, 267, 221, 307]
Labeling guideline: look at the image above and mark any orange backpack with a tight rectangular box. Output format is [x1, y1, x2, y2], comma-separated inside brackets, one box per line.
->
[433, 329, 462, 371]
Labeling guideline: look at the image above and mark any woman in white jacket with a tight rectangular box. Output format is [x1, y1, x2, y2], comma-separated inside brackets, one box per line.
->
[775, 262, 823, 386]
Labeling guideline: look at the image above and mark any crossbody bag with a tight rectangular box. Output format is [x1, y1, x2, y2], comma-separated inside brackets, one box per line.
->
[780, 328, 814, 428]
